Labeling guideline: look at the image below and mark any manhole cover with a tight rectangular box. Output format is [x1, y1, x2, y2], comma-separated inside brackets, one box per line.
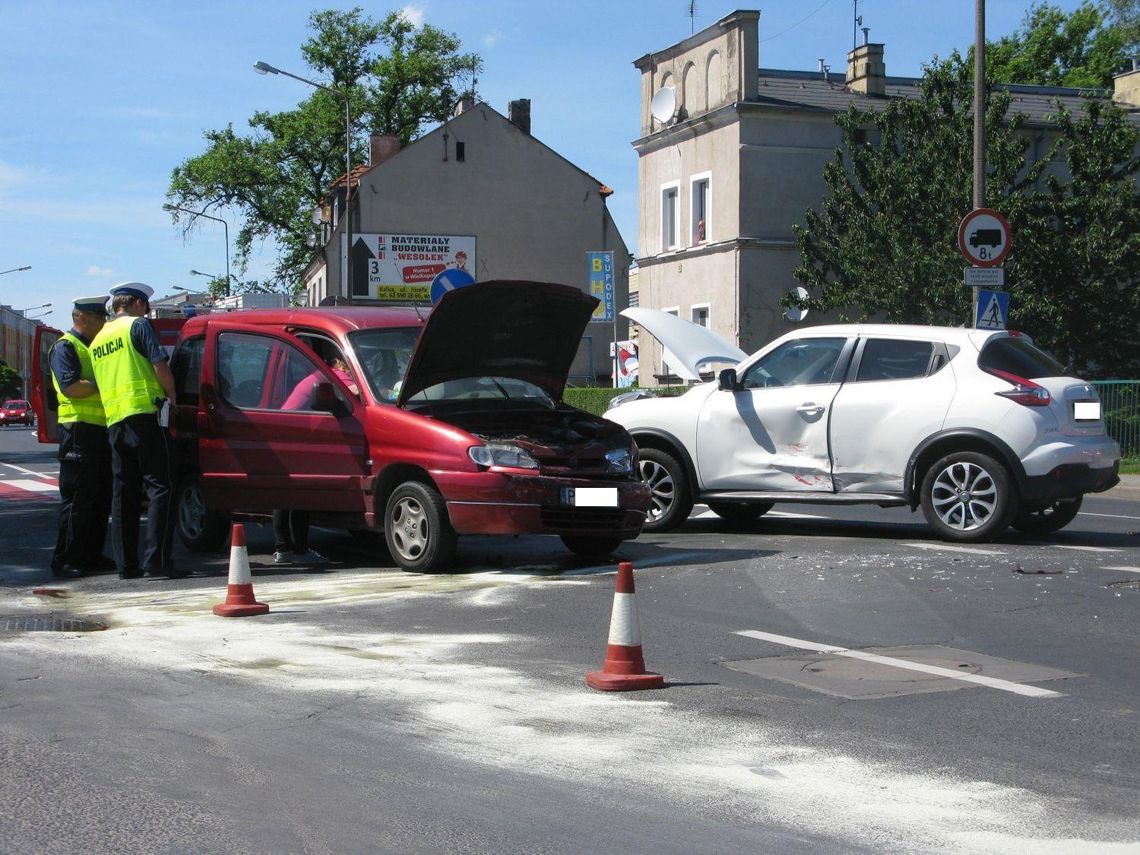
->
[0, 614, 108, 633]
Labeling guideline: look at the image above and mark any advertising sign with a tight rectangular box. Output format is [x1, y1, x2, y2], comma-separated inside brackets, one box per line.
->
[587, 251, 614, 324]
[348, 233, 476, 303]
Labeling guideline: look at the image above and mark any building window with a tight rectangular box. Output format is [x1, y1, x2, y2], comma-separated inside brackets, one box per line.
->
[690, 173, 710, 244]
[691, 304, 709, 327]
[456, 141, 466, 162]
[661, 183, 679, 251]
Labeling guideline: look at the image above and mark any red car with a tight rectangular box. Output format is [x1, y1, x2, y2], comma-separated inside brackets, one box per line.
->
[167, 280, 652, 573]
[0, 399, 34, 427]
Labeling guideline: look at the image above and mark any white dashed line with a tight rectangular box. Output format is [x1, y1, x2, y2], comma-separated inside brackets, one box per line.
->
[1053, 545, 1120, 553]
[734, 629, 1064, 698]
[1079, 511, 1140, 521]
[1, 478, 57, 493]
[1103, 565, 1140, 574]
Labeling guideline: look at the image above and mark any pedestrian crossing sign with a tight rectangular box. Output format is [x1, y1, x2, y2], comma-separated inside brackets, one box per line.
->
[974, 288, 1009, 330]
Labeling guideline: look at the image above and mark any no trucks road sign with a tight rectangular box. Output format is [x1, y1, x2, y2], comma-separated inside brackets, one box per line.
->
[958, 208, 1011, 268]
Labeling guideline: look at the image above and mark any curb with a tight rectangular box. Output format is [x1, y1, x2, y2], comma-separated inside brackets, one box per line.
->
[1103, 474, 1140, 501]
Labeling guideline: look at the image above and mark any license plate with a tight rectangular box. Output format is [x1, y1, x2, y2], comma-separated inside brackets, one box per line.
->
[1073, 401, 1100, 421]
[562, 487, 618, 507]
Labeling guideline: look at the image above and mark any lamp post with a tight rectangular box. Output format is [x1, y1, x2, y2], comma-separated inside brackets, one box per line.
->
[254, 60, 353, 305]
[162, 204, 231, 296]
[16, 302, 51, 315]
[1, 265, 31, 276]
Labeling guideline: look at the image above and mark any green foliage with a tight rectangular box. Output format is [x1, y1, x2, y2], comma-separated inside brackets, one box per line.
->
[982, 2, 1130, 88]
[564, 387, 685, 417]
[0, 359, 22, 399]
[167, 7, 481, 297]
[792, 54, 1140, 377]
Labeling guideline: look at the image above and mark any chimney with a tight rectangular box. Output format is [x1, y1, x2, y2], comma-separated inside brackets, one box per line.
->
[453, 96, 475, 117]
[1113, 64, 1140, 108]
[369, 134, 401, 166]
[846, 42, 886, 97]
[508, 98, 531, 135]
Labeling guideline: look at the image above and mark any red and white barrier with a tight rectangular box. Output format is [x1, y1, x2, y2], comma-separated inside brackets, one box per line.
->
[212, 524, 269, 617]
[586, 561, 665, 691]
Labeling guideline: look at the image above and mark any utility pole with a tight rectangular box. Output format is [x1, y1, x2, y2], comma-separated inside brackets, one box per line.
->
[974, 0, 985, 209]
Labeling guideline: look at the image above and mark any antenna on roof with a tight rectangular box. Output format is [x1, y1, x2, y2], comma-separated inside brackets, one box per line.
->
[688, 1, 697, 34]
[852, 0, 863, 50]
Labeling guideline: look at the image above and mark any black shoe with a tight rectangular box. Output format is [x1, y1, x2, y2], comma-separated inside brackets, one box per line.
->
[119, 568, 143, 580]
[51, 563, 86, 579]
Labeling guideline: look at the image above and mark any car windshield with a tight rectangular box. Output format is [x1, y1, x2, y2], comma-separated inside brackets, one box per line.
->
[347, 327, 420, 403]
[978, 337, 1065, 379]
[405, 376, 555, 407]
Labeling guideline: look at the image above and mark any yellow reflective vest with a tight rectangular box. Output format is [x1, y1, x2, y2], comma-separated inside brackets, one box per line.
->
[50, 332, 106, 427]
[89, 316, 163, 427]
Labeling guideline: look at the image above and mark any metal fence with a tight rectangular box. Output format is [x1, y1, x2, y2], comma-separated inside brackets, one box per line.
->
[1093, 381, 1140, 458]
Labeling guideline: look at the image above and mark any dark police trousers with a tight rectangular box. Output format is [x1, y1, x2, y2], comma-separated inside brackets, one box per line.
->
[108, 413, 174, 573]
[52, 421, 112, 570]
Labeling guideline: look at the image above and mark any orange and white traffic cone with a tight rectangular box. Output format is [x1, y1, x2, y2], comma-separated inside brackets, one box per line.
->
[212, 524, 269, 617]
[586, 561, 665, 691]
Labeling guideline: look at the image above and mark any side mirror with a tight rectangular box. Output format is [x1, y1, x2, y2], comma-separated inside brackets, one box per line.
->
[718, 368, 738, 391]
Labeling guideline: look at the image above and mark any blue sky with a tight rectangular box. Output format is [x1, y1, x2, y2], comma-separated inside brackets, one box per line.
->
[0, 0, 1084, 330]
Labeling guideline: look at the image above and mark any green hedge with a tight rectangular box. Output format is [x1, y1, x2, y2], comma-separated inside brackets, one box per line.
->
[564, 386, 686, 416]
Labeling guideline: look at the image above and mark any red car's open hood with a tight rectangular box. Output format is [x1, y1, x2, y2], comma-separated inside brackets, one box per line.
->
[397, 280, 598, 405]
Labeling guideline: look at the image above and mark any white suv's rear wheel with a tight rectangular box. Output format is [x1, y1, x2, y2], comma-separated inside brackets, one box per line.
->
[1012, 496, 1082, 535]
[920, 451, 1013, 542]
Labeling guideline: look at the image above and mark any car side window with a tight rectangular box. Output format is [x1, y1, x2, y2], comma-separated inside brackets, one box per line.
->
[742, 337, 847, 389]
[217, 333, 274, 409]
[170, 336, 204, 407]
[855, 339, 935, 382]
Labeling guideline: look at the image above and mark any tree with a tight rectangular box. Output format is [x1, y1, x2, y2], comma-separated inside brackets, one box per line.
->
[0, 359, 22, 399]
[166, 8, 481, 297]
[791, 55, 1140, 377]
[982, 2, 1130, 88]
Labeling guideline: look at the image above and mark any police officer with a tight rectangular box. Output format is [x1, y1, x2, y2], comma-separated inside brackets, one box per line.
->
[49, 295, 114, 578]
[89, 282, 183, 580]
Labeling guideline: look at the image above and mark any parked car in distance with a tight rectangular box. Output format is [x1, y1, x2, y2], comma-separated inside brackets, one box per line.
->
[168, 281, 652, 572]
[0, 399, 34, 427]
[607, 316, 1120, 542]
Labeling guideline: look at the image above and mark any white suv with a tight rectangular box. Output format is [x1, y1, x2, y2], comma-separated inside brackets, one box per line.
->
[607, 319, 1120, 542]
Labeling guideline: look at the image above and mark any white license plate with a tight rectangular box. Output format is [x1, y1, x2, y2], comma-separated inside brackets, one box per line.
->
[564, 487, 618, 507]
[1074, 401, 1100, 421]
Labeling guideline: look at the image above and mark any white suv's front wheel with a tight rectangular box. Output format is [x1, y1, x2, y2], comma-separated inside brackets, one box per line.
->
[920, 451, 1013, 542]
[638, 448, 693, 532]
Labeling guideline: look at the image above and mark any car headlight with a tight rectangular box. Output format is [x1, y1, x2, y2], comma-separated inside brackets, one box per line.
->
[604, 447, 633, 474]
[469, 443, 539, 469]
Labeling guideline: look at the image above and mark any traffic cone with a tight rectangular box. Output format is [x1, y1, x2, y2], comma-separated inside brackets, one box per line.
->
[212, 524, 269, 617]
[586, 561, 665, 691]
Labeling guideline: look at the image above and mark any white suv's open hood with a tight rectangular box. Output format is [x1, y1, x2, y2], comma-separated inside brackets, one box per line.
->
[621, 307, 747, 381]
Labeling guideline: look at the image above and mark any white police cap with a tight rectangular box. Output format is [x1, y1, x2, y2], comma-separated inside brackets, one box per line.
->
[109, 281, 155, 301]
[73, 295, 109, 316]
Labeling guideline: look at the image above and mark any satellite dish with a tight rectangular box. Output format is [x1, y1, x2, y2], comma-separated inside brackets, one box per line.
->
[784, 286, 810, 322]
[650, 86, 677, 125]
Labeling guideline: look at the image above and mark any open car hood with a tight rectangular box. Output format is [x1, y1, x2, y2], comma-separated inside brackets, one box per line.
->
[398, 280, 599, 405]
[621, 307, 747, 381]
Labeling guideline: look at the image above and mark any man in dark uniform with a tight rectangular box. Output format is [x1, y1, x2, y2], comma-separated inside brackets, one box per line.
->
[89, 282, 184, 580]
[49, 295, 114, 578]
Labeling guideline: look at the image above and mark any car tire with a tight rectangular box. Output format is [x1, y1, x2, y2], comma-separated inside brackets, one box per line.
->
[560, 534, 625, 557]
[920, 451, 1013, 542]
[638, 447, 693, 532]
[384, 480, 457, 573]
[175, 473, 230, 551]
[707, 501, 773, 528]
[1011, 496, 1082, 535]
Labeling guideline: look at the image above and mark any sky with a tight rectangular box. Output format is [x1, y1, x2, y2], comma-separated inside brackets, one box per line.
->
[0, 0, 1087, 331]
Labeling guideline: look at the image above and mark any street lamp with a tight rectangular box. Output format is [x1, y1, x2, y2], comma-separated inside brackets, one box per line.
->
[16, 302, 51, 314]
[162, 204, 231, 296]
[1, 265, 31, 276]
[254, 60, 353, 305]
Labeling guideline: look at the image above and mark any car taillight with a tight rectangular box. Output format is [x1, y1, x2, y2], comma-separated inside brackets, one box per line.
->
[983, 367, 1051, 407]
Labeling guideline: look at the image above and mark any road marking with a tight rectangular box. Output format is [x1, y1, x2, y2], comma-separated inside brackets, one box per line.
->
[1053, 545, 1120, 553]
[0, 463, 55, 480]
[692, 506, 828, 521]
[901, 542, 1005, 556]
[1079, 511, 1140, 521]
[1, 478, 57, 494]
[1103, 565, 1140, 574]
[734, 629, 1064, 698]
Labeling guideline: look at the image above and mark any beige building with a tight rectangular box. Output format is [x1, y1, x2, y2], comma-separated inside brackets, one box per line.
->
[632, 9, 1140, 386]
[305, 100, 632, 386]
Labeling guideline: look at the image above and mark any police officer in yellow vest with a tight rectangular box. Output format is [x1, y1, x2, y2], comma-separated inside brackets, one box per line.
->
[49, 295, 114, 578]
[89, 282, 184, 580]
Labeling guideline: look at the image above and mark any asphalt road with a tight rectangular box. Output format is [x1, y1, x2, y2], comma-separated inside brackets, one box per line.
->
[1, 425, 1138, 853]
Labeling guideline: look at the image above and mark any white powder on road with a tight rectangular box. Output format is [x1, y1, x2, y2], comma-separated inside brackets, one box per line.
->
[4, 571, 1136, 853]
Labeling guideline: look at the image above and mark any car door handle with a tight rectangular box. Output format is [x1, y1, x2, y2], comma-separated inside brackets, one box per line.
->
[796, 403, 825, 417]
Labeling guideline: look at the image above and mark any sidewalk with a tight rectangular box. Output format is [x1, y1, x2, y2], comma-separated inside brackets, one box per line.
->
[1106, 473, 1140, 501]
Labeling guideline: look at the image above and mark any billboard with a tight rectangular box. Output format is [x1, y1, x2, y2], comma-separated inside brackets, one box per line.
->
[347, 233, 476, 303]
[587, 251, 614, 323]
